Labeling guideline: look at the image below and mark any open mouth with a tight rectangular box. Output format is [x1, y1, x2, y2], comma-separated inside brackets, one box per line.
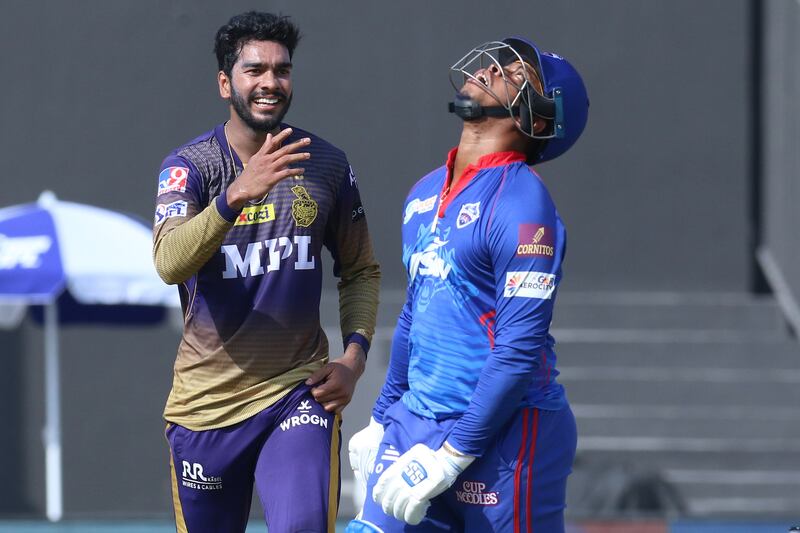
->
[252, 96, 282, 109]
[476, 72, 490, 87]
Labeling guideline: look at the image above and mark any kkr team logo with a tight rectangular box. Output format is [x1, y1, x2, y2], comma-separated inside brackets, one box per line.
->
[456, 202, 480, 229]
[234, 204, 275, 226]
[154, 200, 187, 225]
[180, 460, 222, 491]
[504, 271, 556, 299]
[157, 166, 188, 196]
[291, 185, 318, 227]
[517, 224, 555, 258]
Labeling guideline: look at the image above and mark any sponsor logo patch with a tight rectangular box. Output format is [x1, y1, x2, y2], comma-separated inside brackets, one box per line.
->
[290, 185, 318, 227]
[404, 195, 437, 224]
[180, 461, 222, 491]
[157, 166, 188, 195]
[504, 271, 556, 299]
[402, 461, 428, 487]
[279, 400, 329, 432]
[154, 200, 187, 225]
[456, 201, 480, 229]
[234, 204, 275, 226]
[348, 165, 358, 188]
[517, 223, 555, 258]
[351, 201, 365, 222]
[221, 235, 315, 278]
[409, 237, 451, 281]
[455, 481, 499, 506]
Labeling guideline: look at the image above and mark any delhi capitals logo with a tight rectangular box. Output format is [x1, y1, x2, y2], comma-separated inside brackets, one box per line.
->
[456, 202, 480, 229]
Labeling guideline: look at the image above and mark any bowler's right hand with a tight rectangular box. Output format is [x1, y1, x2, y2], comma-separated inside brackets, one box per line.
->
[226, 127, 310, 210]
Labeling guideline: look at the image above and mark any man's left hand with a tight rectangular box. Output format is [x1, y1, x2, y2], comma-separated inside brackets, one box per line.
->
[306, 343, 366, 413]
[373, 442, 474, 525]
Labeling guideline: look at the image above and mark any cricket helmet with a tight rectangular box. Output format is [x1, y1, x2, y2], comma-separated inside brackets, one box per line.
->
[449, 37, 589, 164]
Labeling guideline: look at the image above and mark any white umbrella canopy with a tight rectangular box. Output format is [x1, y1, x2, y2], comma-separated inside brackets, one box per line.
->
[0, 191, 179, 521]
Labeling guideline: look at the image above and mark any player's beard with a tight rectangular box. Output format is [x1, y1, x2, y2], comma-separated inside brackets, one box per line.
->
[229, 85, 292, 133]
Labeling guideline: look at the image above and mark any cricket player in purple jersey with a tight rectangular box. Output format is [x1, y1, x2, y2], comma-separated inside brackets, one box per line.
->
[151, 12, 380, 533]
[346, 37, 588, 532]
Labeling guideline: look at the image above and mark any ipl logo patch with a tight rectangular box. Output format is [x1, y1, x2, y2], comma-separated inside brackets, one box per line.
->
[456, 202, 480, 229]
[291, 185, 318, 227]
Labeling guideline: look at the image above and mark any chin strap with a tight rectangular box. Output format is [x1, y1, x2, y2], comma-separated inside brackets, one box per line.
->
[448, 95, 520, 121]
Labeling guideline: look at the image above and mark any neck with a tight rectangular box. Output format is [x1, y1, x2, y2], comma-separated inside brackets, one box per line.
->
[225, 111, 280, 163]
[451, 119, 527, 184]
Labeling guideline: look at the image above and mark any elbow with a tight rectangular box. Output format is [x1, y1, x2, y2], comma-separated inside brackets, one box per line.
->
[153, 246, 186, 285]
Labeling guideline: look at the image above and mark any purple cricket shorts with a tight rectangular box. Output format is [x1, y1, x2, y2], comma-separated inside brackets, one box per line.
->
[166, 383, 341, 532]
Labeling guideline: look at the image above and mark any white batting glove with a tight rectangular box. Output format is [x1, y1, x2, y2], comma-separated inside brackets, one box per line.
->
[373, 442, 474, 525]
[348, 417, 384, 511]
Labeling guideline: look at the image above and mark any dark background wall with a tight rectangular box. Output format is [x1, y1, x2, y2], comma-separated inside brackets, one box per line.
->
[759, 0, 800, 332]
[0, 0, 755, 518]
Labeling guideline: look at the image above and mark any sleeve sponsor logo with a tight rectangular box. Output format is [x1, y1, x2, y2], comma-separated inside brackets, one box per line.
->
[154, 200, 188, 225]
[517, 223, 555, 258]
[348, 165, 358, 188]
[351, 201, 365, 222]
[157, 166, 189, 195]
[403, 195, 437, 224]
[504, 271, 556, 299]
[456, 201, 480, 229]
[234, 204, 275, 226]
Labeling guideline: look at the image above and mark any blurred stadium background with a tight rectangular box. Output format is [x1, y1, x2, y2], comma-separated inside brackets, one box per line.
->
[0, 0, 798, 531]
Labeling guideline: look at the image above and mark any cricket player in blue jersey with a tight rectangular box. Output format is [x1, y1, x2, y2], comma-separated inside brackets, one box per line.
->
[346, 37, 589, 532]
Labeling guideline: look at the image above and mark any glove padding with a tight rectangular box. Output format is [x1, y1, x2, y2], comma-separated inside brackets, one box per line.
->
[348, 417, 385, 511]
[373, 442, 474, 525]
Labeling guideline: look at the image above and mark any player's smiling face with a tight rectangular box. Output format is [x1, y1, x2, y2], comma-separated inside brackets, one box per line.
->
[223, 40, 293, 132]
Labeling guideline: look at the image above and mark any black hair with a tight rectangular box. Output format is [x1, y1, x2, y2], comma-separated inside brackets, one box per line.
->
[214, 12, 301, 76]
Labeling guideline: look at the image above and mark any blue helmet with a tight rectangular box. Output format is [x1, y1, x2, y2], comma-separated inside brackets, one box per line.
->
[450, 37, 589, 164]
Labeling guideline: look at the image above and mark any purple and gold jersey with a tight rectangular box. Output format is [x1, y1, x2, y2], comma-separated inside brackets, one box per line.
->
[153, 123, 379, 430]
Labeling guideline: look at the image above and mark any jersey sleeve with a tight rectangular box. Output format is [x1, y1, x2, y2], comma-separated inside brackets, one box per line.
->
[152, 155, 237, 285]
[371, 285, 412, 423]
[447, 171, 563, 456]
[323, 162, 381, 352]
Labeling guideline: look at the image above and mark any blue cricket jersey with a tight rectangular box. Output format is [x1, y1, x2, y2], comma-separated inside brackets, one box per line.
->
[373, 149, 568, 456]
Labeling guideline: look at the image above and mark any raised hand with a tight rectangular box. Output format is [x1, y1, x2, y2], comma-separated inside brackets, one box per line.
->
[227, 127, 311, 210]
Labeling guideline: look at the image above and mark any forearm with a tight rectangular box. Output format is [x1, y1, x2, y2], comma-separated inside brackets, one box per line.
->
[153, 198, 234, 284]
[447, 345, 539, 456]
[372, 314, 411, 422]
[338, 261, 381, 344]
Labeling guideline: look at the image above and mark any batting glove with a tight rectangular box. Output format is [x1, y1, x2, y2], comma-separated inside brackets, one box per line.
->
[373, 442, 474, 525]
[348, 417, 384, 511]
